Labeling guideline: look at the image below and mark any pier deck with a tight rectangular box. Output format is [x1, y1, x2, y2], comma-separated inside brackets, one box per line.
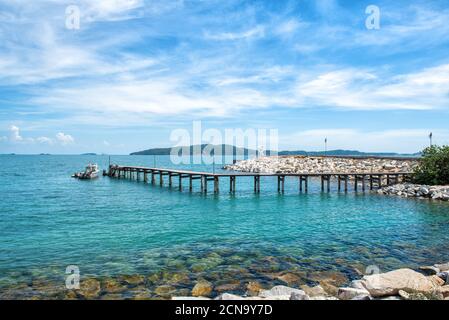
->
[107, 165, 413, 194]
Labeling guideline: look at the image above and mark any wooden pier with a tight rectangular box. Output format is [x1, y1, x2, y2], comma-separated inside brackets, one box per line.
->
[107, 165, 412, 194]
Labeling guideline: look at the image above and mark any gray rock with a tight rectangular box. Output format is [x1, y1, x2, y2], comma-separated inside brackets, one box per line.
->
[338, 287, 371, 300]
[258, 286, 306, 299]
[290, 291, 310, 300]
[351, 295, 372, 300]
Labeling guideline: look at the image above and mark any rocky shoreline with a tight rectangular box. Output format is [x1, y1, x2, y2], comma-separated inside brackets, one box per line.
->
[378, 183, 449, 201]
[224, 156, 418, 174]
[174, 262, 449, 301]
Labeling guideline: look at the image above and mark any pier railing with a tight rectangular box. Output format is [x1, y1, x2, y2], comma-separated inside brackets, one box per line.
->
[107, 165, 413, 194]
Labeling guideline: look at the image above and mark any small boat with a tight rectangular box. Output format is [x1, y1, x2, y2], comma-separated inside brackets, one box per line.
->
[72, 163, 100, 179]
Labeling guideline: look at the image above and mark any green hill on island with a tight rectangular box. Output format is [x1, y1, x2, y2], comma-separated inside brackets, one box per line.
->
[130, 145, 420, 157]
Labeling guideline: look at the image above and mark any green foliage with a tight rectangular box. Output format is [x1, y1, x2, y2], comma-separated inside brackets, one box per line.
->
[413, 145, 449, 185]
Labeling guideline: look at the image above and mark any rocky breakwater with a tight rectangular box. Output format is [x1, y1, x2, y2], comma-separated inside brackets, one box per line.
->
[378, 183, 449, 201]
[173, 262, 449, 301]
[224, 156, 417, 174]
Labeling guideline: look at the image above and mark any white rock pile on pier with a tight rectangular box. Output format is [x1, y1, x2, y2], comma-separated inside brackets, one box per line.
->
[378, 184, 449, 201]
[224, 156, 417, 174]
[173, 262, 449, 301]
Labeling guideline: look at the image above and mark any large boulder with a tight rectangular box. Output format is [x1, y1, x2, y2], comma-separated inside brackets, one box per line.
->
[360, 268, 443, 297]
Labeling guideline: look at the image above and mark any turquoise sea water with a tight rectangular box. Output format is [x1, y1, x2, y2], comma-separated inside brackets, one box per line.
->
[0, 155, 448, 299]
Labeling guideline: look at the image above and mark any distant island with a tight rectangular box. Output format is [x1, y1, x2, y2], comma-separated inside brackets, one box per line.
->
[81, 153, 97, 156]
[130, 144, 421, 157]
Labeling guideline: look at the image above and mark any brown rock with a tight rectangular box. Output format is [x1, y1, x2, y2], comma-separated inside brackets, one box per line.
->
[215, 282, 241, 292]
[155, 285, 176, 298]
[246, 282, 263, 296]
[79, 278, 101, 299]
[276, 273, 301, 285]
[437, 286, 449, 298]
[192, 280, 213, 297]
[427, 275, 445, 287]
[103, 279, 127, 293]
[120, 274, 145, 286]
[301, 285, 327, 297]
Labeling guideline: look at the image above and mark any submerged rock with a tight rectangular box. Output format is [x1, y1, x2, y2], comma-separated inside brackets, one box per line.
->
[191, 280, 213, 297]
[338, 287, 370, 300]
[79, 278, 101, 299]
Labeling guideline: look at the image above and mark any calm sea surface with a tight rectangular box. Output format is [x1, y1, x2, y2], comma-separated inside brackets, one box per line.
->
[1, 155, 448, 299]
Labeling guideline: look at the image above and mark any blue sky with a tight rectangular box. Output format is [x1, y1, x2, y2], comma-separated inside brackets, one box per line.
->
[0, 0, 449, 154]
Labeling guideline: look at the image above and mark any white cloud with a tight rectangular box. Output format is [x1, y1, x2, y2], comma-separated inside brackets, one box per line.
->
[56, 132, 74, 145]
[204, 25, 265, 41]
[295, 64, 449, 110]
[9, 125, 23, 141]
[36, 136, 53, 144]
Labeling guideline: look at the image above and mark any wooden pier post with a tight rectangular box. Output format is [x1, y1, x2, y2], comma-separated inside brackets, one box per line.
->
[370, 175, 373, 190]
[299, 176, 303, 192]
[304, 176, 308, 192]
[337, 175, 341, 192]
[344, 175, 348, 192]
[160, 172, 163, 186]
[214, 176, 219, 194]
[361, 175, 366, 192]
[203, 176, 208, 193]
[327, 175, 330, 192]
[151, 171, 155, 184]
[189, 175, 193, 192]
[321, 176, 324, 192]
[277, 176, 281, 192]
[144, 171, 147, 183]
[179, 175, 182, 191]
[281, 176, 285, 193]
[354, 175, 358, 192]
[168, 173, 173, 187]
[201, 175, 204, 192]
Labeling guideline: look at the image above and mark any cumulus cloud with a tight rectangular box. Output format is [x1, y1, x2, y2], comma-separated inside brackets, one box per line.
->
[56, 132, 74, 145]
[9, 125, 23, 141]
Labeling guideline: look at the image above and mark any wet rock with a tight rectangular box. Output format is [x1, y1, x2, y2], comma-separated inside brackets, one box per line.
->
[215, 282, 241, 292]
[103, 278, 127, 293]
[101, 293, 123, 300]
[147, 273, 161, 284]
[65, 290, 78, 300]
[276, 273, 301, 286]
[338, 287, 370, 300]
[192, 280, 213, 297]
[120, 274, 145, 286]
[162, 272, 189, 284]
[361, 268, 443, 297]
[155, 285, 176, 298]
[79, 278, 101, 299]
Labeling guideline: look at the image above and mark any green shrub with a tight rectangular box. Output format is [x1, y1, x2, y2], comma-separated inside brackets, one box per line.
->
[413, 145, 449, 185]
